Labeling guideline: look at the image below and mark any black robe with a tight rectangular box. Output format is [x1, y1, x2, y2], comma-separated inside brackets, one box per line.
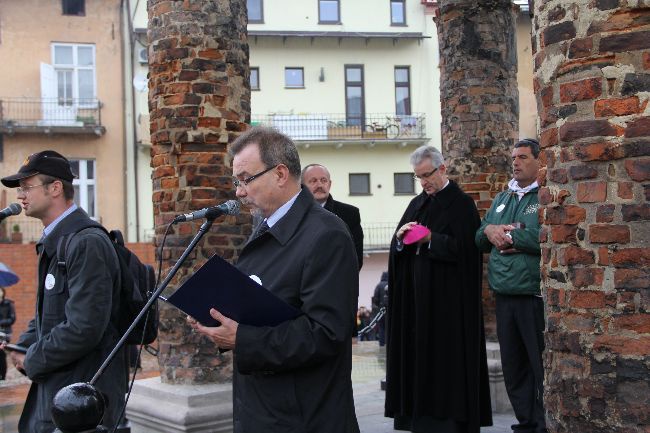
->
[385, 181, 492, 433]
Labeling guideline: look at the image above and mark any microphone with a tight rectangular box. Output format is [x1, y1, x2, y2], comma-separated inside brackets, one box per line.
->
[0, 203, 21, 221]
[173, 200, 240, 223]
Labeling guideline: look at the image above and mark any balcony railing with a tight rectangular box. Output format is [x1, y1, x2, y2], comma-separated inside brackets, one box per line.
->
[363, 222, 397, 251]
[0, 97, 105, 136]
[251, 113, 426, 143]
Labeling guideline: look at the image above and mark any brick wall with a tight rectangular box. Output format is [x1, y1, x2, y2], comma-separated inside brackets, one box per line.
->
[533, 2, 650, 431]
[435, 0, 520, 339]
[149, 0, 250, 384]
[0, 242, 154, 340]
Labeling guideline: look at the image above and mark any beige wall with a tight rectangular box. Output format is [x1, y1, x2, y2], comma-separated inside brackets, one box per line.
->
[299, 144, 422, 226]
[516, 12, 538, 139]
[250, 0, 441, 145]
[0, 0, 125, 238]
[250, 0, 432, 33]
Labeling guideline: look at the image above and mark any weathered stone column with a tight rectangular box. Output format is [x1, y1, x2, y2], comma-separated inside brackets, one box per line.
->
[435, 0, 519, 339]
[126, 1, 251, 431]
[533, 2, 650, 431]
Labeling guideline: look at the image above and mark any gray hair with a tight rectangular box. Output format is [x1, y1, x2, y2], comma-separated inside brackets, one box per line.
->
[409, 145, 445, 168]
[229, 126, 302, 179]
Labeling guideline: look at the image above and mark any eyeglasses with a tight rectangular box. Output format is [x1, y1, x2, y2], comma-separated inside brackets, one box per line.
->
[233, 165, 278, 188]
[413, 167, 438, 181]
[16, 183, 51, 194]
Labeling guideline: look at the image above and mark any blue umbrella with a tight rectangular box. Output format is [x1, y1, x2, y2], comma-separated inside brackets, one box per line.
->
[0, 262, 19, 287]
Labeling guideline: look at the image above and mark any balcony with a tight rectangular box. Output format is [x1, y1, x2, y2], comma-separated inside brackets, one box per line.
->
[0, 98, 105, 136]
[251, 113, 427, 146]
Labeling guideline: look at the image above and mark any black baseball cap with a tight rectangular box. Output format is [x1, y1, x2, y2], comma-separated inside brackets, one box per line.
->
[1, 150, 76, 188]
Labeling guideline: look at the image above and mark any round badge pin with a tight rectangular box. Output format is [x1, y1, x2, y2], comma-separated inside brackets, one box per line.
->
[45, 274, 56, 290]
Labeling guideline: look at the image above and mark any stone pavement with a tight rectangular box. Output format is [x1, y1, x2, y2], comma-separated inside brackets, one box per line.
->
[1, 342, 516, 432]
[351, 341, 517, 433]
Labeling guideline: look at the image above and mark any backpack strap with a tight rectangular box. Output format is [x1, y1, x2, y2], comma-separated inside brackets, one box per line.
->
[56, 223, 108, 274]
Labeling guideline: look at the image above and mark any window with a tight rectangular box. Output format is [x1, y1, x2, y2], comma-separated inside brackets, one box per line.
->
[395, 66, 411, 115]
[63, 0, 85, 16]
[247, 0, 263, 23]
[349, 173, 370, 195]
[285, 67, 304, 88]
[250, 67, 260, 90]
[394, 173, 415, 194]
[319, 0, 340, 23]
[390, 0, 405, 25]
[70, 159, 96, 218]
[345, 65, 365, 126]
[52, 43, 96, 105]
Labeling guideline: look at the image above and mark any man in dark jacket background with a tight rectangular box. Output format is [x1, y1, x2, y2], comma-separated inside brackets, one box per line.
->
[190, 127, 359, 433]
[475, 138, 546, 433]
[0, 151, 125, 433]
[371, 271, 388, 346]
[301, 163, 364, 270]
[0, 286, 16, 380]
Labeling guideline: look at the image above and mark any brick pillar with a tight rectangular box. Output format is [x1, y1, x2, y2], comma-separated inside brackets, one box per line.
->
[533, 3, 650, 431]
[435, 0, 520, 339]
[148, 0, 251, 384]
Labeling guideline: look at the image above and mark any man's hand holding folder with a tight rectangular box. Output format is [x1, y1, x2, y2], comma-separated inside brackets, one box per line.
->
[187, 308, 237, 350]
[166, 254, 302, 331]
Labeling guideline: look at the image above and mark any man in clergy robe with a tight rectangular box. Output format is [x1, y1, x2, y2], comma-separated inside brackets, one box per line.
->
[385, 145, 493, 433]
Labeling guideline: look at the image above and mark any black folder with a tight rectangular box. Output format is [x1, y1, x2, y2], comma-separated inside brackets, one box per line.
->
[165, 254, 302, 327]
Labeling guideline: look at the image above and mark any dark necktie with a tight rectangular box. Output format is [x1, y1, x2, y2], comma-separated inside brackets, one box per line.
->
[254, 220, 270, 239]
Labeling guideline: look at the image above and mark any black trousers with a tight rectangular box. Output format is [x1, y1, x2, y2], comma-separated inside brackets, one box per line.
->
[0, 350, 6, 380]
[496, 293, 547, 433]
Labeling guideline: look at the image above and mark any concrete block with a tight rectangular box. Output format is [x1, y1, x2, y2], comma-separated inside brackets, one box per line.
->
[125, 377, 233, 433]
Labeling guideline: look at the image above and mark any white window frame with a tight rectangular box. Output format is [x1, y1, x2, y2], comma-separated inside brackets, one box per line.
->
[51, 43, 96, 108]
[284, 67, 305, 88]
[71, 159, 97, 219]
[390, 0, 406, 26]
[251, 67, 260, 90]
[394, 172, 415, 195]
[349, 173, 371, 195]
[247, 0, 264, 23]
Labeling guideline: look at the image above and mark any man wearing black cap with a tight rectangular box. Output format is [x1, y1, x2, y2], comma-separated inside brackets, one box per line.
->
[0, 151, 126, 432]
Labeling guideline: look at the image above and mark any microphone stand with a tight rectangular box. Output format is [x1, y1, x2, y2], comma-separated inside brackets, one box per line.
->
[51, 217, 217, 433]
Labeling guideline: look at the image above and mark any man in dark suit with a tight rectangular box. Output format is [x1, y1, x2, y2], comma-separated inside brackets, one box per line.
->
[301, 164, 364, 270]
[190, 127, 360, 433]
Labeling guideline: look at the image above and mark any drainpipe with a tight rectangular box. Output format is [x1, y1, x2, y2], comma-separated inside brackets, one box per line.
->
[120, 0, 140, 241]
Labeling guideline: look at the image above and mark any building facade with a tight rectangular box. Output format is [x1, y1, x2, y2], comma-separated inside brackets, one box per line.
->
[246, 0, 441, 304]
[0, 0, 126, 241]
[125, 0, 538, 307]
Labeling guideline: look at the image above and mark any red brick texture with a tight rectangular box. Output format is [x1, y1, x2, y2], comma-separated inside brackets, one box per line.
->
[148, 0, 251, 384]
[434, 0, 520, 339]
[534, 3, 650, 431]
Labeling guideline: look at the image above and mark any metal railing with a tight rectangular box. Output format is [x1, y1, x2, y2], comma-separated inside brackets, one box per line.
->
[1, 218, 43, 244]
[0, 97, 104, 134]
[251, 113, 426, 142]
[363, 222, 397, 251]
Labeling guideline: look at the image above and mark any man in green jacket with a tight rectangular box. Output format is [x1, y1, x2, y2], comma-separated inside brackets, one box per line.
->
[475, 138, 547, 433]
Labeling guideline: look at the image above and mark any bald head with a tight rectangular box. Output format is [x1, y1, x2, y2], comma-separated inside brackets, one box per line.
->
[302, 164, 332, 204]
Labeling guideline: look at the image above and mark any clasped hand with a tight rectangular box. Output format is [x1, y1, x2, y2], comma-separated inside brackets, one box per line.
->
[396, 221, 431, 244]
[484, 224, 520, 254]
[187, 308, 238, 350]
